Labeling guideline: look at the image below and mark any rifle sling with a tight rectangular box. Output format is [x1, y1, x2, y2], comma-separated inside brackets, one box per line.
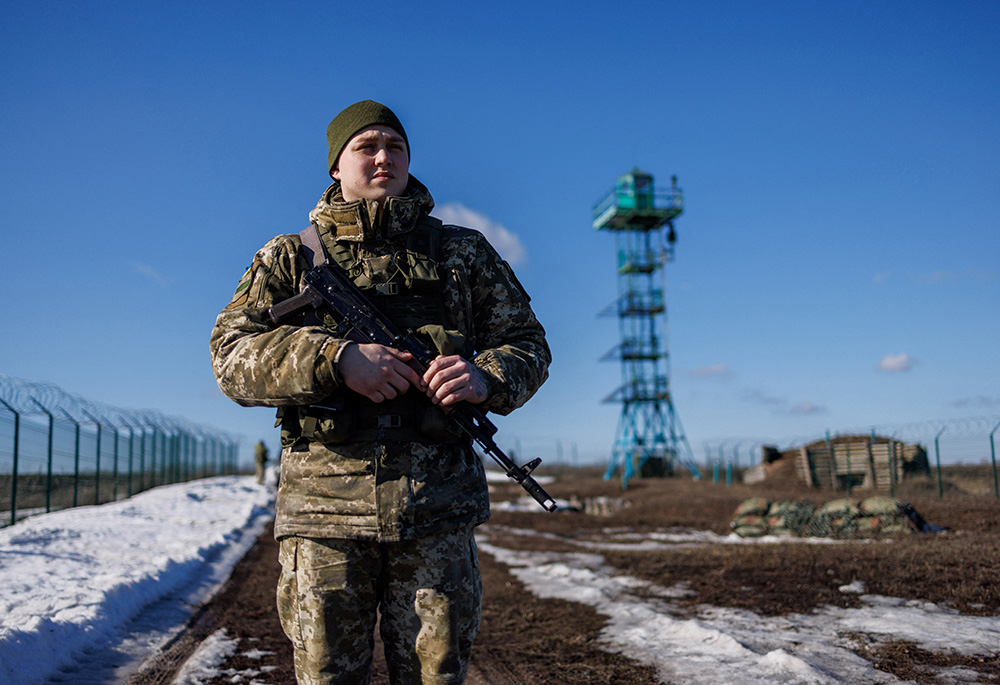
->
[300, 223, 330, 268]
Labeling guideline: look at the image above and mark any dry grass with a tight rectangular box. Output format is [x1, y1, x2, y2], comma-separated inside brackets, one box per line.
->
[495, 465, 1000, 615]
[162, 464, 998, 685]
[485, 464, 1000, 682]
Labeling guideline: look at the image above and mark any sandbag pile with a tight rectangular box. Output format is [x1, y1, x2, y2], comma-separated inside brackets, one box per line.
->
[730, 496, 940, 538]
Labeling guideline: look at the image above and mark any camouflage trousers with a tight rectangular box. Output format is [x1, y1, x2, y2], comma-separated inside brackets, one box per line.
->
[276, 527, 482, 684]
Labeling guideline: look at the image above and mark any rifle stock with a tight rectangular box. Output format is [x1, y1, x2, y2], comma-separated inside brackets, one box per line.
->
[268, 265, 558, 512]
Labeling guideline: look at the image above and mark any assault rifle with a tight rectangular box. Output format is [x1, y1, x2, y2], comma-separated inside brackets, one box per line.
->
[267, 265, 558, 512]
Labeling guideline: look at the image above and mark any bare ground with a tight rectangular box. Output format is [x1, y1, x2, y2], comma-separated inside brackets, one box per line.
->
[131, 465, 1000, 684]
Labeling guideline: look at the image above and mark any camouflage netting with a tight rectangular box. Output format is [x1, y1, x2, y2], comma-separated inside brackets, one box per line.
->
[730, 496, 941, 539]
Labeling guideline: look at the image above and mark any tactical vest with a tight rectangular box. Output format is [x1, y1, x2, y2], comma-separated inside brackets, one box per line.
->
[278, 216, 470, 447]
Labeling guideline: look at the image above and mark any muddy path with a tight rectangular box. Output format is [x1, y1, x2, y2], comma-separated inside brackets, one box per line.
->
[129, 518, 657, 685]
[129, 470, 1000, 684]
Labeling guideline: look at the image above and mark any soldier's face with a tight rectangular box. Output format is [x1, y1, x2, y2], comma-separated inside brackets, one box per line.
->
[333, 125, 409, 204]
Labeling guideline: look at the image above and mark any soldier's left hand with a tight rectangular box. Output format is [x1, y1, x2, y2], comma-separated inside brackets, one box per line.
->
[423, 355, 489, 407]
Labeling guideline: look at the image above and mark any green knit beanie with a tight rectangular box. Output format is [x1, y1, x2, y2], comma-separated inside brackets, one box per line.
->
[326, 100, 408, 176]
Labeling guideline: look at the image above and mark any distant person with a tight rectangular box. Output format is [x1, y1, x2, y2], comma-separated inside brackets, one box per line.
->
[254, 440, 269, 485]
[210, 100, 550, 683]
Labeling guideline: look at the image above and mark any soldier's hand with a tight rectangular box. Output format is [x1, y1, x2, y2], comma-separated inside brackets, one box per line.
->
[338, 343, 426, 403]
[423, 355, 490, 407]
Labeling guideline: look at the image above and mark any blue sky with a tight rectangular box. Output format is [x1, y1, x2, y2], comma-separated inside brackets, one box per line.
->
[2, 1, 998, 468]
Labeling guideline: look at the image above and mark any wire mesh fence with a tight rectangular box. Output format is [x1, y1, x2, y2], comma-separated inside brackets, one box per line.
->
[701, 415, 1000, 499]
[0, 374, 239, 527]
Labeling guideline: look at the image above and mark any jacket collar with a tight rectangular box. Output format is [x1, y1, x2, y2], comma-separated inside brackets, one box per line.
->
[308, 176, 434, 243]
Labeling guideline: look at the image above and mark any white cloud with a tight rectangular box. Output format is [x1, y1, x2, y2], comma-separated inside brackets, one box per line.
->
[738, 389, 825, 416]
[951, 395, 1000, 409]
[740, 388, 785, 406]
[690, 363, 734, 380]
[878, 353, 917, 373]
[917, 268, 997, 285]
[131, 261, 170, 288]
[433, 203, 527, 266]
[789, 401, 826, 415]
[918, 270, 958, 285]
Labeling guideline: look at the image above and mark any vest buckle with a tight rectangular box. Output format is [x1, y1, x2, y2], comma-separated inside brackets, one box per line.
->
[377, 414, 402, 428]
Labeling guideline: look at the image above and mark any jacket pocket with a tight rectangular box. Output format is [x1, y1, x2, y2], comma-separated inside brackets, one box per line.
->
[276, 538, 305, 651]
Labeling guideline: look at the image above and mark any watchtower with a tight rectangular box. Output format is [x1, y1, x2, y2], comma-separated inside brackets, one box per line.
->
[593, 169, 700, 486]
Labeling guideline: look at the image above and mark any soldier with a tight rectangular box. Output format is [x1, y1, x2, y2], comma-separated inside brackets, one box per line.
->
[210, 100, 550, 684]
[254, 440, 269, 485]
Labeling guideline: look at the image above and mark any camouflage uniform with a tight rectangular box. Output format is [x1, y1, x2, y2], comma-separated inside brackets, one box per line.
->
[277, 527, 482, 684]
[210, 177, 550, 683]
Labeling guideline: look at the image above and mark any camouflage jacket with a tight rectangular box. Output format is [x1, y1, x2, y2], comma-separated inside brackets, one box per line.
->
[210, 178, 550, 542]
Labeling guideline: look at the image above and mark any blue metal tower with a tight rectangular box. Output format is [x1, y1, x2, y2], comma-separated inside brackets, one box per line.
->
[593, 169, 701, 486]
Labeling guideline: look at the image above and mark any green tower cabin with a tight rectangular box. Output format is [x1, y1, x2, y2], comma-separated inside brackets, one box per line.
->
[593, 169, 700, 486]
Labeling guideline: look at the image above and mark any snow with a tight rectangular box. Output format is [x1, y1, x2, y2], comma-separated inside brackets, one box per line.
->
[171, 630, 238, 685]
[0, 475, 274, 685]
[2, 474, 997, 684]
[478, 524, 1000, 685]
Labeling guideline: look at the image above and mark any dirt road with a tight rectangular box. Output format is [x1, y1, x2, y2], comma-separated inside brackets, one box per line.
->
[129, 519, 657, 684]
[130, 469, 1000, 684]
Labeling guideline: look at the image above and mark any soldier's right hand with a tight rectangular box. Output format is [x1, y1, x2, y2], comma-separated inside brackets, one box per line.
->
[338, 343, 426, 403]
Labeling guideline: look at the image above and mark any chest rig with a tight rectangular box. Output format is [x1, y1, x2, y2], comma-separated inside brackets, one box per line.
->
[278, 216, 469, 447]
[324, 219, 446, 338]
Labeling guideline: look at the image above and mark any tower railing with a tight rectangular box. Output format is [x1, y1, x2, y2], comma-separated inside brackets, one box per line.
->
[592, 185, 684, 231]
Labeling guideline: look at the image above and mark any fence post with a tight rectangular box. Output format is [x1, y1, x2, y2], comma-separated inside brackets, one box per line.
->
[179, 433, 185, 481]
[67, 412, 81, 507]
[934, 427, 946, 499]
[166, 432, 173, 484]
[170, 432, 177, 483]
[150, 428, 158, 489]
[0, 399, 20, 527]
[888, 438, 896, 498]
[865, 436, 875, 492]
[82, 410, 102, 505]
[163, 431, 171, 484]
[990, 419, 999, 500]
[29, 398, 55, 513]
[111, 425, 120, 502]
[190, 434, 197, 478]
[138, 427, 146, 492]
[127, 427, 135, 498]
